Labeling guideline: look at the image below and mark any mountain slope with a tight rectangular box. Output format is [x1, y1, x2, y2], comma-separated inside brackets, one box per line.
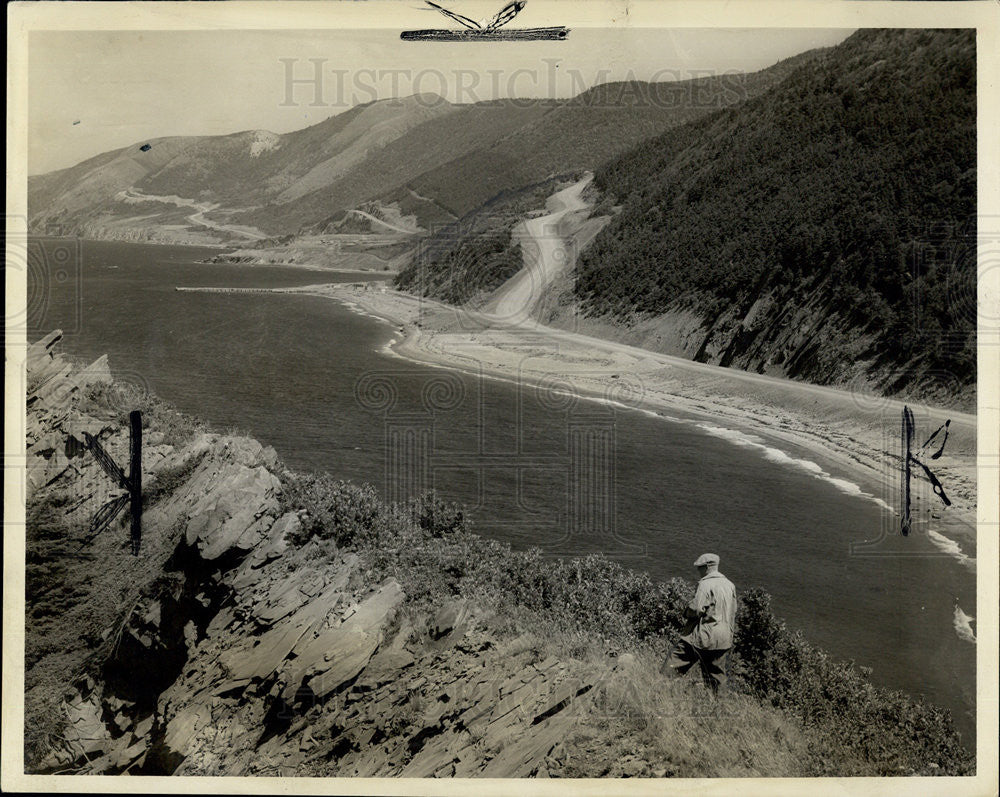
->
[235, 99, 557, 235]
[407, 51, 824, 218]
[27, 95, 462, 240]
[572, 28, 976, 406]
[29, 48, 827, 243]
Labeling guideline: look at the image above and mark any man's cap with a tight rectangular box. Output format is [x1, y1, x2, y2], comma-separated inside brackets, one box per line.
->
[693, 553, 720, 567]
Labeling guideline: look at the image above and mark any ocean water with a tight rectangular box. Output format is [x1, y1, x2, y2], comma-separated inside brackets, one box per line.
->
[25, 238, 977, 743]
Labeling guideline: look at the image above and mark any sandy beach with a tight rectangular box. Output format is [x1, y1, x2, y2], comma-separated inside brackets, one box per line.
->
[264, 278, 977, 560]
[187, 171, 979, 568]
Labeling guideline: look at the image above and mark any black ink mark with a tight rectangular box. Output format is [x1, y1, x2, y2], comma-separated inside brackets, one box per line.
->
[140, 143, 151, 152]
[901, 406, 913, 536]
[72, 120, 81, 125]
[402, 0, 568, 41]
[425, 0, 481, 30]
[920, 419, 951, 460]
[82, 411, 143, 555]
[900, 405, 951, 536]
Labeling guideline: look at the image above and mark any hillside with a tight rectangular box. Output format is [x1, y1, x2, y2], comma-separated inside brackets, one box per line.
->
[405, 52, 825, 221]
[393, 176, 568, 305]
[28, 95, 463, 242]
[28, 48, 825, 244]
[571, 28, 976, 406]
[390, 52, 827, 305]
[22, 335, 973, 776]
[235, 99, 557, 235]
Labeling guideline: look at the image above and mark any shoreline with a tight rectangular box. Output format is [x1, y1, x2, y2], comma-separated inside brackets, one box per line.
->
[263, 280, 978, 565]
[191, 261, 395, 274]
[21, 336, 976, 774]
[30, 235, 399, 274]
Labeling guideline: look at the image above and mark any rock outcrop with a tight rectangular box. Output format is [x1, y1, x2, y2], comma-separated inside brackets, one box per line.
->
[22, 335, 603, 777]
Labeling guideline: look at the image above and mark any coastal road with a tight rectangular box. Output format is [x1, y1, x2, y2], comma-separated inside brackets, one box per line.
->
[186, 207, 268, 241]
[345, 208, 421, 235]
[481, 176, 974, 431]
[489, 174, 592, 324]
[119, 188, 268, 241]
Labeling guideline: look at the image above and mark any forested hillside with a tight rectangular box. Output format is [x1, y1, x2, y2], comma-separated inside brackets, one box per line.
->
[574, 29, 976, 404]
[394, 178, 566, 304]
[408, 52, 821, 219]
[30, 47, 829, 243]
[392, 55, 833, 305]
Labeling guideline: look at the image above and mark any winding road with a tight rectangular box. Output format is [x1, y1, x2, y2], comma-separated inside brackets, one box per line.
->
[489, 174, 592, 324]
[481, 173, 972, 430]
[118, 188, 268, 241]
[345, 208, 421, 235]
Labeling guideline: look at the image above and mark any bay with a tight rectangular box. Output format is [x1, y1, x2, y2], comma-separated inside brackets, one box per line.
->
[25, 238, 977, 744]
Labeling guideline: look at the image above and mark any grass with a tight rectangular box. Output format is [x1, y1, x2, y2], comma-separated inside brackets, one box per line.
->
[570, 648, 815, 777]
[281, 473, 975, 776]
[23, 378, 219, 770]
[141, 450, 208, 508]
[82, 381, 207, 448]
[24, 362, 975, 777]
[24, 475, 192, 768]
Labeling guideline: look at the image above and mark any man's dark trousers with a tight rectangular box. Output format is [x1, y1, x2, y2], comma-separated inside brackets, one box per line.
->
[666, 639, 730, 692]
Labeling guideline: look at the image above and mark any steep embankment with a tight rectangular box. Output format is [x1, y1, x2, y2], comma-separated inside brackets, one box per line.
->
[571, 28, 976, 407]
[23, 333, 608, 776]
[21, 334, 973, 777]
[18, 334, 799, 777]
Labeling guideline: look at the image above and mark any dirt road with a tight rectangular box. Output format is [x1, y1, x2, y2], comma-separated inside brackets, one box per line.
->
[119, 188, 268, 241]
[489, 174, 592, 324]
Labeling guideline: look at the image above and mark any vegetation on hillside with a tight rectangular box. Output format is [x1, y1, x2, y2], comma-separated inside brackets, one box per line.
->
[24, 381, 207, 767]
[238, 99, 555, 235]
[29, 49, 825, 239]
[393, 178, 566, 303]
[26, 371, 975, 775]
[280, 473, 974, 776]
[409, 55, 822, 220]
[575, 29, 976, 401]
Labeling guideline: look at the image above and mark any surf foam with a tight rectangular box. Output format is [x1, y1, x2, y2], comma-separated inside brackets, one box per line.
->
[695, 422, 893, 512]
[928, 528, 976, 572]
[953, 605, 976, 643]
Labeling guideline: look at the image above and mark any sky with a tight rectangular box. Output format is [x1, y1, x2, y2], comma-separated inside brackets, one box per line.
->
[28, 26, 853, 175]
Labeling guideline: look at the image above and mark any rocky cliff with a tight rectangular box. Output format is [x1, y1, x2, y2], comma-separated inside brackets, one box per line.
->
[23, 334, 629, 777]
[21, 334, 973, 778]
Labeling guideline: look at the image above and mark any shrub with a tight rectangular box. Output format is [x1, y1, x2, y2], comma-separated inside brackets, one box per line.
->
[732, 588, 973, 775]
[406, 492, 469, 538]
[282, 474, 388, 547]
[278, 480, 973, 774]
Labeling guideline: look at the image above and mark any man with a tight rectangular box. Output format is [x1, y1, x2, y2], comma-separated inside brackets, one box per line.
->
[665, 553, 737, 693]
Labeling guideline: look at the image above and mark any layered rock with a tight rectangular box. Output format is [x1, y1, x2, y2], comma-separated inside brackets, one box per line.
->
[23, 335, 604, 777]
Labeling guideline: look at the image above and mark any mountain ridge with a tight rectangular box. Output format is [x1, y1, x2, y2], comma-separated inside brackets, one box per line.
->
[569, 28, 975, 405]
[28, 49, 825, 242]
